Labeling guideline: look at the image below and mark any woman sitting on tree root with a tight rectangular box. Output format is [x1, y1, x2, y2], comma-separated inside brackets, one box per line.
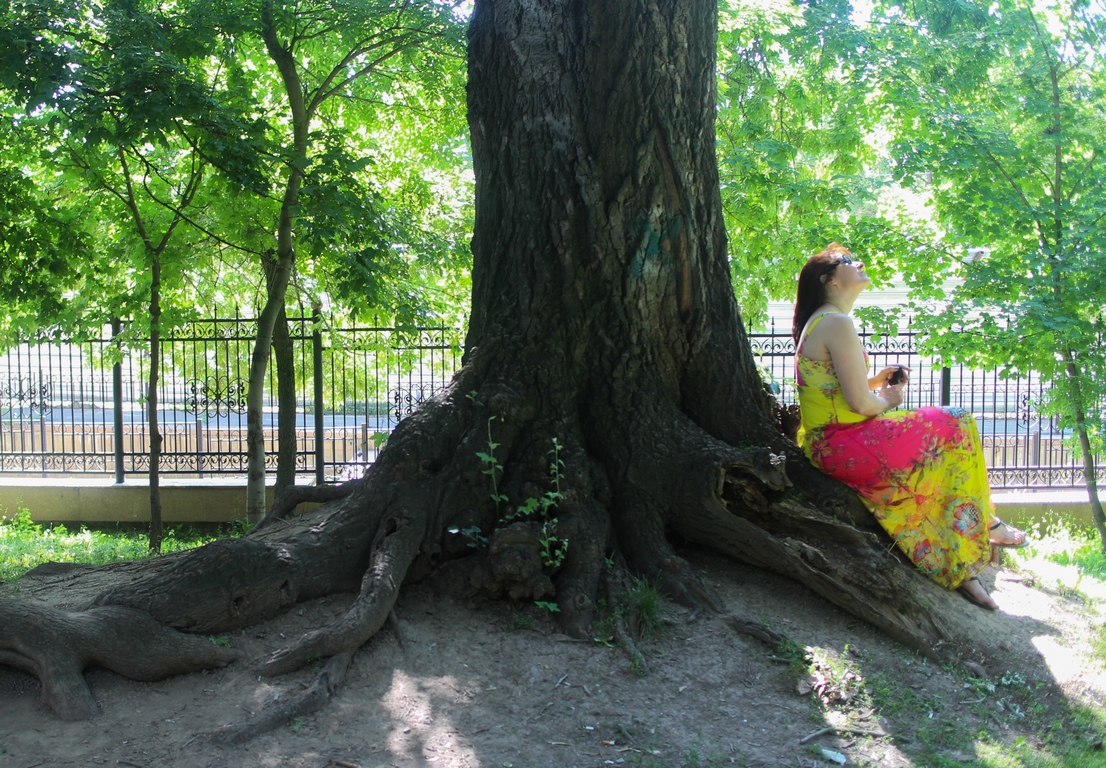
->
[792, 243, 1027, 611]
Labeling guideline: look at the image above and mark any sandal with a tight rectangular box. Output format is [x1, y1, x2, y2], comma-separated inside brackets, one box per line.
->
[959, 577, 998, 611]
[990, 519, 1029, 548]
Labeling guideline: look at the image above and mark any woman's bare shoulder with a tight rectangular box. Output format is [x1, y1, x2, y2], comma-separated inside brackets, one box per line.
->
[816, 312, 856, 330]
[805, 310, 855, 340]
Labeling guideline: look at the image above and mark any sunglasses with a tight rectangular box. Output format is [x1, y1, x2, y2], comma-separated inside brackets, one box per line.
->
[822, 254, 854, 274]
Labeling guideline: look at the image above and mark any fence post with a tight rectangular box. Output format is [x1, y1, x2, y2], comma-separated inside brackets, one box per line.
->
[112, 320, 125, 484]
[313, 306, 325, 485]
[939, 367, 951, 407]
[196, 417, 205, 479]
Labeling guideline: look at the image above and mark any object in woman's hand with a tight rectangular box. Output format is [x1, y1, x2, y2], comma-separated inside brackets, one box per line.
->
[888, 367, 905, 385]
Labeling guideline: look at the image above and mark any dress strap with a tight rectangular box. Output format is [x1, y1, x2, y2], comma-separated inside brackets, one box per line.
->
[797, 311, 839, 356]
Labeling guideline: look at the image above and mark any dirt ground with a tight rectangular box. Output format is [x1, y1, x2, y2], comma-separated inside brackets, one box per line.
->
[2, 546, 1105, 768]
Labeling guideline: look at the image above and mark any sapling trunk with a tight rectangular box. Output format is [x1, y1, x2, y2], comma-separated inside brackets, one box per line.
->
[1062, 351, 1106, 551]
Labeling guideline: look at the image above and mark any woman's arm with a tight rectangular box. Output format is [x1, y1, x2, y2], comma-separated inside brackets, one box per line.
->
[869, 365, 911, 390]
[820, 315, 904, 416]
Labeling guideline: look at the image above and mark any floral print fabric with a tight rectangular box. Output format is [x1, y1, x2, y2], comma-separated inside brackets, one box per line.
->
[795, 317, 993, 589]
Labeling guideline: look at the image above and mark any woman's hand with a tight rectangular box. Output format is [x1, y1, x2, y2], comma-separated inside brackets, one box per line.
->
[872, 365, 911, 389]
[880, 382, 905, 410]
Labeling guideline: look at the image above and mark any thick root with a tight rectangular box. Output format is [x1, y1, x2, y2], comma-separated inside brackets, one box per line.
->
[552, 497, 612, 638]
[601, 563, 649, 674]
[256, 514, 424, 677]
[674, 484, 954, 659]
[212, 652, 352, 745]
[255, 480, 359, 531]
[0, 601, 241, 720]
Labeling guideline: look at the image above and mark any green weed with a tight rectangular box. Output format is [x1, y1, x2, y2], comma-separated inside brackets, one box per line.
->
[0, 509, 231, 583]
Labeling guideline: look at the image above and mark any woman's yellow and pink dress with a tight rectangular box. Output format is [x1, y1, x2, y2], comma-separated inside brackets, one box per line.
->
[795, 315, 994, 589]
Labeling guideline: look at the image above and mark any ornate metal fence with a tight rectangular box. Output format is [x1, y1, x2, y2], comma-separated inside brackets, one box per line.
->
[0, 313, 462, 482]
[2, 315, 1101, 489]
[750, 318, 1105, 491]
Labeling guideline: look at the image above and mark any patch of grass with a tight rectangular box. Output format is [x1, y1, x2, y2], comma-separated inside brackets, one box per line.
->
[1008, 516, 1106, 582]
[0, 507, 233, 582]
[509, 611, 532, 631]
[1090, 622, 1106, 667]
[627, 575, 664, 639]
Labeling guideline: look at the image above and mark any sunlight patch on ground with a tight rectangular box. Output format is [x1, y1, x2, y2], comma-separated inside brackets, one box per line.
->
[381, 670, 480, 766]
[1031, 634, 1086, 686]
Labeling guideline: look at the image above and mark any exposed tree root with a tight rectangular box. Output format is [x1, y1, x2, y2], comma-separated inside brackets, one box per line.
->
[211, 652, 353, 745]
[256, 513, 424, 677]
[255, 480, 359, 531]
[0, 601, 241, 720]
[721, 615, 793, 653]
[674, 463, 955, 659]
[602, 563, 650, 675]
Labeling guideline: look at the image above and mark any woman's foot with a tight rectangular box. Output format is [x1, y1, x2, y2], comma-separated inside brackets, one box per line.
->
[959, 577, 998, 611]
[990, 519, 1028, 548]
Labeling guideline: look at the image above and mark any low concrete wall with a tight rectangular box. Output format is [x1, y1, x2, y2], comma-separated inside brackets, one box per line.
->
[0, 478, 270, 524]
[993, 490, 1094, 530]
[0, 480, 1094, 529]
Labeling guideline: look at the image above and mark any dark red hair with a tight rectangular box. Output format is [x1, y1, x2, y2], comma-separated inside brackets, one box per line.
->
[792, 243, 852, 344]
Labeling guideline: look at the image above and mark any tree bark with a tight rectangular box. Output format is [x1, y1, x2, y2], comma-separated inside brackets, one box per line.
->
[246, 0, 309, 523]
[2, 0, 973, 724]
[147, 256, 164, 553]
[1061, 351, 1106, 550]
[261, 248, 299, 495]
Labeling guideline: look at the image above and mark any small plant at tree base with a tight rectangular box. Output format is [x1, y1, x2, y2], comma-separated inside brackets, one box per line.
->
[539, 518, 568, 568]
[535, 600, 560, 613]
[476, 416, 508, 513]
[476, 431, 571, 567]
[461, 525, 489, 548]
[210, 636, 233, 648]
[509, 612, 532, 630]
[628, 576, 666, 639]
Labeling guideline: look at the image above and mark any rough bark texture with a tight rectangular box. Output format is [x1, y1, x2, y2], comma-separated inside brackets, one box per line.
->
[262, 250, 299, 495]
[1, 0, 974, 725]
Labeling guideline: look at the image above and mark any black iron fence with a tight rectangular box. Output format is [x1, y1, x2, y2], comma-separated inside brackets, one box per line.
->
[2, 315, 1101, 490]
[0, 313, 462, 482]
[750, 319, 1105, 490]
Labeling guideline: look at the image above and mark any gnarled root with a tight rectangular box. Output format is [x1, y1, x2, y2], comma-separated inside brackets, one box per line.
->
[255, 480, 359, 531]
[256, 513, 424, 677]
[212, 652, 353, 745]
[0, 601, 241, 720]
[674, 464, 955, 659]
[601, 562, 650, 674]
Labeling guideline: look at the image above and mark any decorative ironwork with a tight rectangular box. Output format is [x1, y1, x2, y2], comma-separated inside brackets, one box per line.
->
[861, 334, 915, 354]
[5, 316, 1095, 489]
[748, 335, 796, 355]
[988, 466, 1106, 489]
[1, 376, 50, 415]
[185, 378, 249, 417]
[164, 318, 262, 342]
[390, 383, 448, 420]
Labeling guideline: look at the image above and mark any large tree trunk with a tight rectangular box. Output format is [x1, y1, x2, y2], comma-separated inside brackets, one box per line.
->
[2, 0, 971, 724]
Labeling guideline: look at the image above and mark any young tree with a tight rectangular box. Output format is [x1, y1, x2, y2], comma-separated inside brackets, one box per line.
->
[2, 0, 469, 503]
[2, 0, 976, 726]
[872, 0, 1106, 549]
[231, 0, 464, 520]
[2, 0, 230, 550]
